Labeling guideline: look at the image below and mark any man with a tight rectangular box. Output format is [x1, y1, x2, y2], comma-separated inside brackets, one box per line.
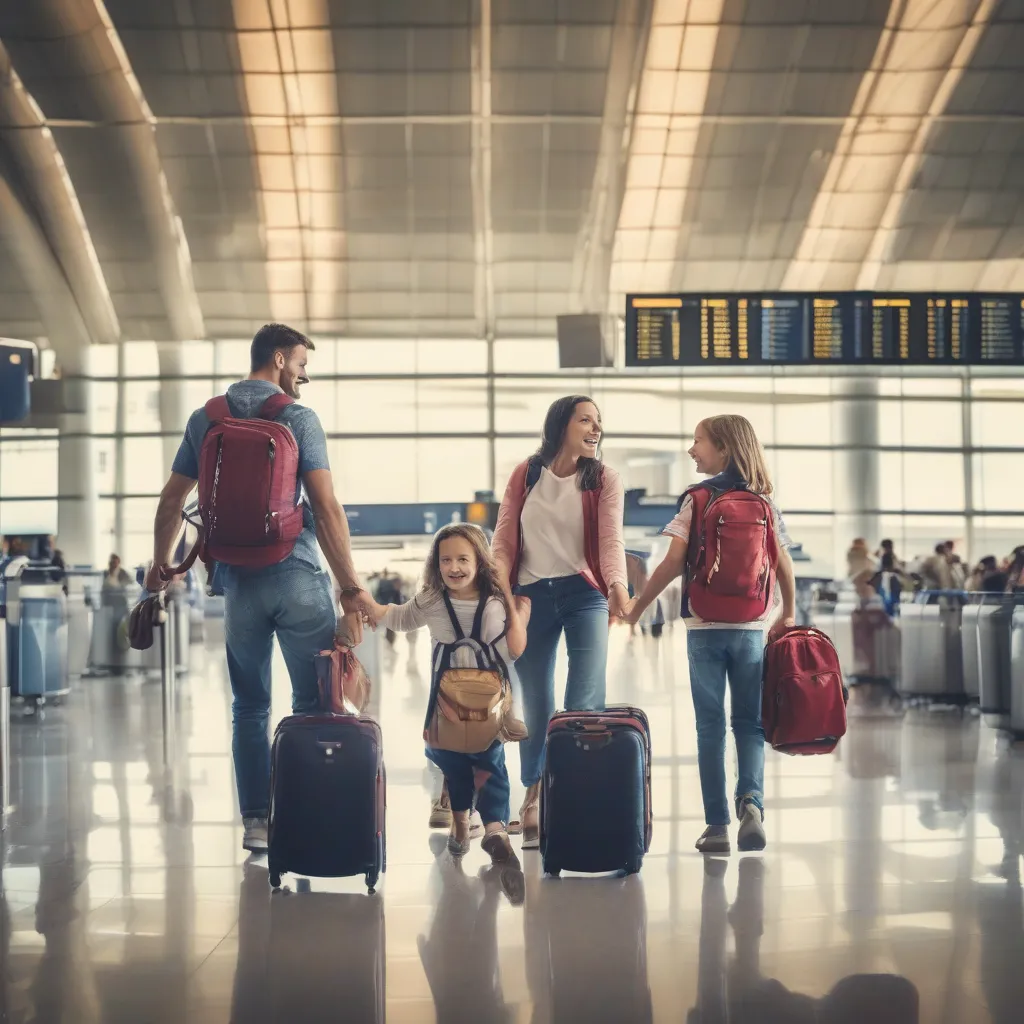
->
[919, 542, 954, 593]
[145, 323, 373, 853]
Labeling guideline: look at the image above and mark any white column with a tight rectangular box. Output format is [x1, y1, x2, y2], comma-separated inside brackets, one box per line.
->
[156, 342, 190, 480]
[57, 345, 98, 567]
[832, 377, 880, 576]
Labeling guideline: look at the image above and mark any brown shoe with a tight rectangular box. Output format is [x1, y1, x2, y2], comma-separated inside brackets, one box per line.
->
[481, 830, 520, 869]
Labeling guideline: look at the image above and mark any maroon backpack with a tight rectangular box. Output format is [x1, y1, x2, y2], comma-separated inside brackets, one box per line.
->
[762, 626, 848, 755]
[684, 484, 778, 623]
[162, 394, 304, 578]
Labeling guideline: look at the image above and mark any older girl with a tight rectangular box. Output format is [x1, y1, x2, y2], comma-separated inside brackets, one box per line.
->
[626, 415, 795, 855]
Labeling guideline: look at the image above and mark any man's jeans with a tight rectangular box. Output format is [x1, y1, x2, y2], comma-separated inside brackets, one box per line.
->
[223, 561, 336, 818]
[686, 628, 766, 826]
[515, 574, 609, 788]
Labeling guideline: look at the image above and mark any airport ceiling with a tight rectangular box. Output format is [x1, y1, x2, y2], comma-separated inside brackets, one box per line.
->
[1, 0, 1024, 349]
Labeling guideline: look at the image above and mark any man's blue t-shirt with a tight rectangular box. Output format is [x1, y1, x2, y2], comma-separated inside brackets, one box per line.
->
[171, 380, 329, 572]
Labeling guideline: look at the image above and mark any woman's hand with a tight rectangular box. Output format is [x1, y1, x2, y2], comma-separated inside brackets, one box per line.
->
[621, 597, 639, 625]
[607, 583, 630, 623]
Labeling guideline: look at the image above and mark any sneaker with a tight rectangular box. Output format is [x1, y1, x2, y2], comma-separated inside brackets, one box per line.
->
[736, 799, 766, 852]
[242, 816, 268, 853]
[429, 798, 453, 830]
[695, 824, 731, 854]
[447, 834, 471, 857]
[468, 810, 485, 840]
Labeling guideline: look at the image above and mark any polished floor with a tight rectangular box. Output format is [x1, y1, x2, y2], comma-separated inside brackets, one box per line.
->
[2, 622, 1024, 1024]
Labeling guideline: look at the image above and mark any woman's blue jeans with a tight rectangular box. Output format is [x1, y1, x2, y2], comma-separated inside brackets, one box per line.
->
[686, 628, 766, 826]
[514, 574, 609, 788]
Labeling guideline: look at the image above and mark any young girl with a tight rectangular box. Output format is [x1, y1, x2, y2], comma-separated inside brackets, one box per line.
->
[369, 524, 531, 866]
[625, 416, 796, 855]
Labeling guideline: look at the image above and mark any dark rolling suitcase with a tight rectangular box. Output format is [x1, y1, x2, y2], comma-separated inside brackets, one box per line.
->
[268, 713, 386, 893]
[540, 705, 652, 876]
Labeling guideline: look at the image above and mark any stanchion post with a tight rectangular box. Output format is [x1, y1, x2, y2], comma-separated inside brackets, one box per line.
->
[0, 622, 10, 829]
[161, 594, 177, 773]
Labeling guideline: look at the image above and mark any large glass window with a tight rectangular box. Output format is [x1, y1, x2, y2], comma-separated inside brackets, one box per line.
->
[9, 338, 1021, 578]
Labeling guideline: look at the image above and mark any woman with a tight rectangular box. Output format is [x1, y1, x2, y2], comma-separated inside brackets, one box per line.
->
[492, 395, 629, 848]
[846, 538, 875, 585]
[625, 415, 795, 854]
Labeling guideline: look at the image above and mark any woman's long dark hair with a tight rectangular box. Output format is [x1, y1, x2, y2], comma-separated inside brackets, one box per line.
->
[535, 395, 603, 491]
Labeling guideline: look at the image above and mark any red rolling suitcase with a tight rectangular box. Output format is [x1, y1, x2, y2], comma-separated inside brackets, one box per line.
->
[762, 627, 848, 755]
[267, 713, 386, 892]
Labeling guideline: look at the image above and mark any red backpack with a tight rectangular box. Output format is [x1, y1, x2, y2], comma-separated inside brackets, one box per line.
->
[163, 394, 304, 578]
[684, 485, 778, 623]
[762, 627, 848, 755]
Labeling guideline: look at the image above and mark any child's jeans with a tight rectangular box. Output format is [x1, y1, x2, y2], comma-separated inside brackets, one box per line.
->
[425, 740, 511, 825]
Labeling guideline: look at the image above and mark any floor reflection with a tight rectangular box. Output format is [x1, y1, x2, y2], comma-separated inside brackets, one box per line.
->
[1, 628, 1024, 1022]
[692, 856, 919, 1023]
[524, 872, 652, 1024]
[418, 836, 516, 1024]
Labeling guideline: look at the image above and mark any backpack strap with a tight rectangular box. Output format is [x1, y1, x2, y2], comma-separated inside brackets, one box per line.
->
[163, 396, 232, 581]
[204, 395, 231, 422]
[525, 456, 543, 490]
[470, 594, 488, 641]
[684, 484, 714, 573]
[259, 393, 295, 420]
[441, 590, 466, 640]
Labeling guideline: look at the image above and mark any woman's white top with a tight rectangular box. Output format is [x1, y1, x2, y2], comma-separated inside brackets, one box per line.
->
[518, 467, 587, 585]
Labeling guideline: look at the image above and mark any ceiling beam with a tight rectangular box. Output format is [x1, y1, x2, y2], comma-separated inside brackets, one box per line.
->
[6, 0, 206, 342]
[470, 0, 495, 340]
[571, 0, 653, 317]
[0, 40, 119, 346]
[856, 0, 999, 290]
[0, 169, 93, 361]
[88, 0, 204, 340]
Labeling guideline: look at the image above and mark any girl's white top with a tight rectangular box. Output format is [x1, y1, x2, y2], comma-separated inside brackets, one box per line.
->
[383, 592, 514, 666]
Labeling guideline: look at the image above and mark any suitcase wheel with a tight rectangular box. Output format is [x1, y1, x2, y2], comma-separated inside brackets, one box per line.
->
[365, 871, 378, 894]
[544, 864, 561, 878]
[624, 858, 642, 876]
[269, 871, 282, 890]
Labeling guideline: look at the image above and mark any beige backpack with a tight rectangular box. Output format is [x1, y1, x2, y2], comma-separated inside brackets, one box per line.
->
[424, 593, 512, 754]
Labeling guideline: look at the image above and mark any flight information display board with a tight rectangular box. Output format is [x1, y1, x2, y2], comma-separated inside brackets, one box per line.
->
[626, 293, 1024, 366]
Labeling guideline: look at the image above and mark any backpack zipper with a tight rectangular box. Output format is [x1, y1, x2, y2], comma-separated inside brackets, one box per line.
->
[706, 514, 767, 585]
[265, 438, 276, 534]
[209, 436, 224, 536]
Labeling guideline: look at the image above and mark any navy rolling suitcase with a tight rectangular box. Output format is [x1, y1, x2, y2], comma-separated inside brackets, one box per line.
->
[540, 705, 652, 876]
[267, 713, 386, 892]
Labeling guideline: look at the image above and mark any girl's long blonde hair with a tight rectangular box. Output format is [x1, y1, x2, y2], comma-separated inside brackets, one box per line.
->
[700, 414, 774, 496]
[420, 523, 502, 603]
